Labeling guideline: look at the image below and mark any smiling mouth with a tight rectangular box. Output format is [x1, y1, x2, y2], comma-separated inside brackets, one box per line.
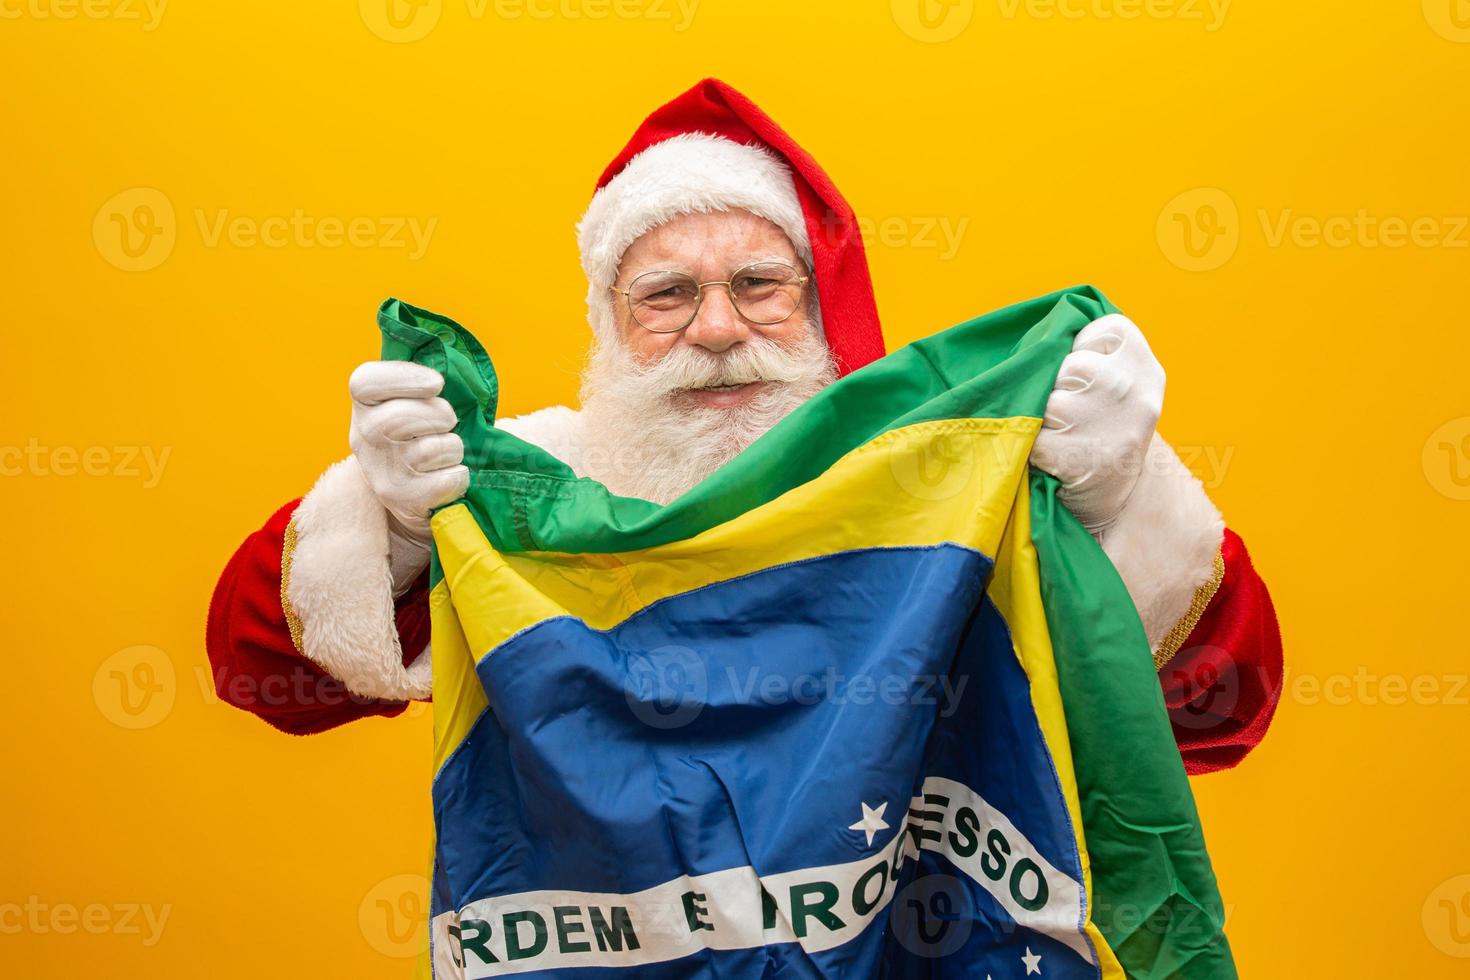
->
[677, 379, 770, 405]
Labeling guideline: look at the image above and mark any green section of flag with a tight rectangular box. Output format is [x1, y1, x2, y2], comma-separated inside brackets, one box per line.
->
[1029, 470, 1236, 978]
[379, 286, 1114, 559]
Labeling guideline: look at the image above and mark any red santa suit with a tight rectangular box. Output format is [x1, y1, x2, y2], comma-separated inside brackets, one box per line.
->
[205, 79, 1282, 776]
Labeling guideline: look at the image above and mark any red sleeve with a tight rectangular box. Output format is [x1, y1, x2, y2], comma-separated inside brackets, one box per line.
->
[1159, 528, 1283, 775]
[204, 499, 431, 735]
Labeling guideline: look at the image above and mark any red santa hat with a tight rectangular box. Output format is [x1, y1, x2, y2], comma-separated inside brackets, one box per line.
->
[576, 78, 886, 377]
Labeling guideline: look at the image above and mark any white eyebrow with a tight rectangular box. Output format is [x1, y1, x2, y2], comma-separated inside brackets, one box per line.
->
[624, 254, 800, 278]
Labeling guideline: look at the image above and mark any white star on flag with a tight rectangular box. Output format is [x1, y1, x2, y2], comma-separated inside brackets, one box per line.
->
[1022, 946, 1042, 975]
[847, 801, 890, 846]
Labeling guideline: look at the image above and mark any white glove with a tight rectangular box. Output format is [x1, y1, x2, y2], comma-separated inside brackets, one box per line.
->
[348, 361, 469, 593]
[1029, 314, 1165, 535]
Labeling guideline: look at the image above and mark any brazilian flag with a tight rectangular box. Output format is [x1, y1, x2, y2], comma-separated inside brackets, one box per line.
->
[379, 286, 1235, 979]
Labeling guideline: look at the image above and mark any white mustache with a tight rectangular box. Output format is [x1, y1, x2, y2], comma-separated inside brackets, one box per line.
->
[622, 334, 832, 399]
[576, 323, 838, 504]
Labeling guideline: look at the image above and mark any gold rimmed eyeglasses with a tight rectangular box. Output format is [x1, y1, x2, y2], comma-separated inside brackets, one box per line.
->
[609, 260, 810, 334]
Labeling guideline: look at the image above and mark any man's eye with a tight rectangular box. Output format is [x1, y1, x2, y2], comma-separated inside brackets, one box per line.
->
[635, 282, 698, 308]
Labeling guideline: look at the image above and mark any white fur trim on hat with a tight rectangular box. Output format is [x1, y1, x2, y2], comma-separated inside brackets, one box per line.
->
[576, 132, 812, 344]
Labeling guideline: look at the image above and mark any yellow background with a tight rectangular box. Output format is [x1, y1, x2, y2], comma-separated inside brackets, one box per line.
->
[4, 1, 1469, 976]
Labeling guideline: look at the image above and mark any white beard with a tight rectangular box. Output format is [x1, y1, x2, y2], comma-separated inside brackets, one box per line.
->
[578, 320, 838, 504]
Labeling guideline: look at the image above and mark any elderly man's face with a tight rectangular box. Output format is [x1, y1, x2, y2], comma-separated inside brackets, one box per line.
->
[610, 209, 814, 410]
[579, 207, 835, 503]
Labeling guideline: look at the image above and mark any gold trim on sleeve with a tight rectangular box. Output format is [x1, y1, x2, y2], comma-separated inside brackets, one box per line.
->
[1153, 549, 1226, 671]
[281, 517, 306, 655]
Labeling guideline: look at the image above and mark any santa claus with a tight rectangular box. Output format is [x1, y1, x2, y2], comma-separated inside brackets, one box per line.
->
[206, 79, 1281, 775]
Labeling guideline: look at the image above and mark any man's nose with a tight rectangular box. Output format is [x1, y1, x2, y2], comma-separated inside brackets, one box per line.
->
[682, 285, 752, 353]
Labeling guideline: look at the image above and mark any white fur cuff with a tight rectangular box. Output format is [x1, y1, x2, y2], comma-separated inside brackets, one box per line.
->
[284, 455, 432, 701]
[1098, 434, 1226, 655]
